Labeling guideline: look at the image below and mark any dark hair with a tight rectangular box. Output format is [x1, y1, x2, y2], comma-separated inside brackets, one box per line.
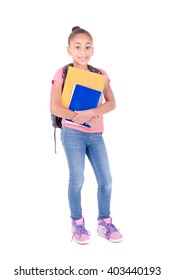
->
[68, 26, 93, 45]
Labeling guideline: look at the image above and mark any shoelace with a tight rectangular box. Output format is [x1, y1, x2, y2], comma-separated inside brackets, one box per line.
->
[72, 224, 90, 241]
[104, 223, 119, 240]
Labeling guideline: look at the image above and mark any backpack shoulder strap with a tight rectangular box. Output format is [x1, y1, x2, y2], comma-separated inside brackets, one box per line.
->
[87, 64, 103, 74]
[62, 63, 74, 82]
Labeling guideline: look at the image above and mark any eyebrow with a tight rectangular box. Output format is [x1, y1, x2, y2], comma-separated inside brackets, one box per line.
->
[74, 42, 92, 45]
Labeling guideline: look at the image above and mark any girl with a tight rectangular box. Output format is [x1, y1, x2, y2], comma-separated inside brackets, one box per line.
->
[50, 26, 123, 244]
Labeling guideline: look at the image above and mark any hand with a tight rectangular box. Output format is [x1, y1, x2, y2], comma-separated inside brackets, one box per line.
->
[87, 116, 101, 128]
[72, 110, 94, 125]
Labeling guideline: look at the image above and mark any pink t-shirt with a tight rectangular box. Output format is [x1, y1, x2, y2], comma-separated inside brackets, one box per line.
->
[51, 67, 109, 133]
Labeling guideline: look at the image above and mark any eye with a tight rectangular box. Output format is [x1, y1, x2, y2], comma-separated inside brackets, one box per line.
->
[75, 46, 80, 49]
[86, 46, 91, 49]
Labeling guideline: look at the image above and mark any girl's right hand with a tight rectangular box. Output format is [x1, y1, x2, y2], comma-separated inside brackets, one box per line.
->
[87, 116, 100, 128]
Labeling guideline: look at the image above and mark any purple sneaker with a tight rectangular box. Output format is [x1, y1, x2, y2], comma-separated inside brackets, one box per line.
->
[72, 217, 90, 244]
[97, 217, 123, 242]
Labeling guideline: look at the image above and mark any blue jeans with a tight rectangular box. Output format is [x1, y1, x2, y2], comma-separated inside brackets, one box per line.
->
[61, 127, 112, 220]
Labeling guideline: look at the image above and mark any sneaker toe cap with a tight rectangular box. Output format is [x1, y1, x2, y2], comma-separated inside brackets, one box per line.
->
[109, 231, 123, 242]
[74, 233, 90, 244]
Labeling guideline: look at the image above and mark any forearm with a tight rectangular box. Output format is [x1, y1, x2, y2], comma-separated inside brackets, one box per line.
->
[72, 100, 116, 125]
[90, 100, 116, 117]
[50, 104, 77, 120]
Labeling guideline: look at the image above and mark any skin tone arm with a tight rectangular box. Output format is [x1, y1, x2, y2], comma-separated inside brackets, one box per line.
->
[72, 78, 116, 125]
[50, 80, 77, 120]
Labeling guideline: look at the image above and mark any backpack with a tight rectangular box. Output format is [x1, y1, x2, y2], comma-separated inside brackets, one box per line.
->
[51, 63, 103, 152]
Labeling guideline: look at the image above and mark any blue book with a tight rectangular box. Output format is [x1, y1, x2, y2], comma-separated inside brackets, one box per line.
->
[66, 84, 102, 127]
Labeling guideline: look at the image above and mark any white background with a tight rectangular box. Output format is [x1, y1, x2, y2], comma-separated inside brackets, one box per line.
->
[0, 0, 174, 279]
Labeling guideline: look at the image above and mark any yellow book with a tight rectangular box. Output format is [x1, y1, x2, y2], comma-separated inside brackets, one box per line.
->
[61, 66, 106, 108]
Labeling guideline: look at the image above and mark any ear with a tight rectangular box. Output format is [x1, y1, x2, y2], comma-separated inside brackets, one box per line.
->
[67, 46, 72, 56]
[91, 46, 94, 56]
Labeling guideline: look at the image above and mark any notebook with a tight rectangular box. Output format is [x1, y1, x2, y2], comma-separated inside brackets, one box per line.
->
[66, 84, 102, 127]
[61, 66, 106, 108]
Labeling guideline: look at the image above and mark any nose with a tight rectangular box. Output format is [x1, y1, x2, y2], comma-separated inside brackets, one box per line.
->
[80, 49, 85, 54]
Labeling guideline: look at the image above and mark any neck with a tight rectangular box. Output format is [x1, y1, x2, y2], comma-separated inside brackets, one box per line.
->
[72, 62, 89, 71]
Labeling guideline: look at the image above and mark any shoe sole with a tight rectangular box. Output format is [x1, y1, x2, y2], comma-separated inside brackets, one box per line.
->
[97, 232, 123, 243]
[73, 239, 90, 245]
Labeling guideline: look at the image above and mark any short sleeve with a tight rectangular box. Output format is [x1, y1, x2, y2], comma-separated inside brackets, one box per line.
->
[52, 68, 63, 85]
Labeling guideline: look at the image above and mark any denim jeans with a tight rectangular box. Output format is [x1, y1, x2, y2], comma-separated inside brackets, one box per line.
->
[61, 127, 112, 220]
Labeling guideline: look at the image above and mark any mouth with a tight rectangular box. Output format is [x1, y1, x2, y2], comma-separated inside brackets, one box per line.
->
[78, 56, 88, 61]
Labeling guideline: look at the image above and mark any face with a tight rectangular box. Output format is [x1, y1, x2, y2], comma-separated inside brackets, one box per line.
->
[67, 33, 94, 69]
